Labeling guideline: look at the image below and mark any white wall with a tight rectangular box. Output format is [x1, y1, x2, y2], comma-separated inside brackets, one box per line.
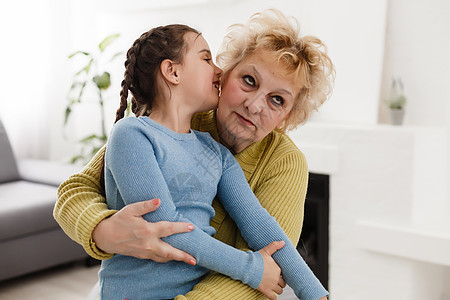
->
[0, 0, 389, 161]
[2, 0, 448, 156]
[84, 0, 389, 128]
[379, 0, 450, 234]
[379, 0, 450, 128]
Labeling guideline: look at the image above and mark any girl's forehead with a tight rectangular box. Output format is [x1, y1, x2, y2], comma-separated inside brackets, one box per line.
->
[185, 32, 209, 51]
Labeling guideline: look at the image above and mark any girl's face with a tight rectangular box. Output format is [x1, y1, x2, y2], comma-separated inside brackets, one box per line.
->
[179, 32, 222, 113]
[216, 51, 299, 153]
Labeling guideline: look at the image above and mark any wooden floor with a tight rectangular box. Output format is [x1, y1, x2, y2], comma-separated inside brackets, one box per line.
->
[0, 261, 298, 299]
[0, 261, 100, 300]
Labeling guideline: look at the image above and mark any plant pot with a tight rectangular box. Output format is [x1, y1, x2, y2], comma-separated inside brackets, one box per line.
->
[389, 108, 405, 125]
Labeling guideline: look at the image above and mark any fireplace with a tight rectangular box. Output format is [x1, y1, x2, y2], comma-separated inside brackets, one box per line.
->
[297, 173, 329, 289]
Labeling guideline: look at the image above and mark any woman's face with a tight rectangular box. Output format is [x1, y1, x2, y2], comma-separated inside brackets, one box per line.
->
[216, 51, 299, 153]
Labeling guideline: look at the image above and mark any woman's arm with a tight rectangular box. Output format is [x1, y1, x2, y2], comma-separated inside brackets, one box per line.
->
[177, 149, 313, 300]
[54, 146, 196, 263]
[54, 146, 116, 259]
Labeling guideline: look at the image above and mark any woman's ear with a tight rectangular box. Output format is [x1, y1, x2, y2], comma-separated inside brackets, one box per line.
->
[160, 59, 180, 85]
[276, 118, 286, 130]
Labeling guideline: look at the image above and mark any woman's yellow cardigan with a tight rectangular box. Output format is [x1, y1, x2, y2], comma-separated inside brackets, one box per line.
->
[54, 110, 309, 299]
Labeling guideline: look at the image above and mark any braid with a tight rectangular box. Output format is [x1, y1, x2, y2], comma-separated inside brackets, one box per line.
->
[114, 35, 144, 123]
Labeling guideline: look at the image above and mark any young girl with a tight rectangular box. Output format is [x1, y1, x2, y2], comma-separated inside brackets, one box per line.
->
[101, 24, 328, 300]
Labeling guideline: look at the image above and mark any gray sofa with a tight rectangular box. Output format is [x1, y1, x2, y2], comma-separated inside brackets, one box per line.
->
[0, 119, 88, 281]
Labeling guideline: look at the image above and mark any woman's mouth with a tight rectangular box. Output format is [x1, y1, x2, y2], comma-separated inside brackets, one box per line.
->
[235, 112, 255, 127]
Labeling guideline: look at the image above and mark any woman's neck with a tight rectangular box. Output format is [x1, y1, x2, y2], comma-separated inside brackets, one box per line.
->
[149, 100, 194, 134]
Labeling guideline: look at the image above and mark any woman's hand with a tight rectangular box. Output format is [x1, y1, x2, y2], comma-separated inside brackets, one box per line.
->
[257, 241, 286, 300]
[92, 198, 196, 265]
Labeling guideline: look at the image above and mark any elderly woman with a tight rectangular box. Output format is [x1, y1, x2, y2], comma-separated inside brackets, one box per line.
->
[54, 9, 334, 300]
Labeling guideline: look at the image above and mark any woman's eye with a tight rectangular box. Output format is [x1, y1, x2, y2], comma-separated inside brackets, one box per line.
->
[270, 96, 284, 106]
[242, 75, 255, 87]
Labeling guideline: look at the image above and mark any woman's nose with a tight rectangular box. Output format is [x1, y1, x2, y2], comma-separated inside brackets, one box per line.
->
[244, 93, 265, 114]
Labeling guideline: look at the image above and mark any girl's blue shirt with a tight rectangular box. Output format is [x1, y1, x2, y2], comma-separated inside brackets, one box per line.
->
[101, 116, 327, 300]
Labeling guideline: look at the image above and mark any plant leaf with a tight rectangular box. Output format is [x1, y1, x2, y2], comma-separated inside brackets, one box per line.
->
[99, 34, 120, 52]
[93, 72, 111, 90]
[126, 99, 132, 116]
[75, 58, 94, 76]
[75, 67, 86, 76]
[79, 134, 108, 144]
[75, 81, 87, 103]
[109, 51, 124, 62]
[64, 106, 72, 126]
[68, 51, 91, 59]
[70, 154, 84, 164]
[90, 145, 104, 158]
[69, 81, 83, 90]
[79, 134, 99, 144]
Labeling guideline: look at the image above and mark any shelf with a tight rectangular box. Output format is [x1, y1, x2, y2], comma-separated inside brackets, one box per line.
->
[356, 220, 450, 267]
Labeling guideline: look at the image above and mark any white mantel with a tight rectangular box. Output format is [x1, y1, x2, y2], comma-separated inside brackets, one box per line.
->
[288, 122, 450, 300]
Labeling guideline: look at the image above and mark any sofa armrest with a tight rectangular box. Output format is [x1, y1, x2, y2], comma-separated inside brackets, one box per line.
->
[17, 159, 83, 187]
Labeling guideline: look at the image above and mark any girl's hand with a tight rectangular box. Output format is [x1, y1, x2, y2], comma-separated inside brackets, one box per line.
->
[257, 241, 286, 300]
[92, 198, 196, 265]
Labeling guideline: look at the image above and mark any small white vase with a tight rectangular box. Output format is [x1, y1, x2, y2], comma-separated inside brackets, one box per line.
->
[389, 108, 405, 125]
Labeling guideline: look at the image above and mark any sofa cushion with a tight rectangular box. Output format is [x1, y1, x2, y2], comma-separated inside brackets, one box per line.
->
[0, 120, 20, 183]
[17, 159, 82, 187]
[0, 181, 58, 241]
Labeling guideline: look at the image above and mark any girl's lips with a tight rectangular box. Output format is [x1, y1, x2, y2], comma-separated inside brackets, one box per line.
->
[235, 112, 255, 127]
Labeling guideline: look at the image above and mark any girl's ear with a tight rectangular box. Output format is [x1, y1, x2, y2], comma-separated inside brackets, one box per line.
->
[160, 59, 180, 85]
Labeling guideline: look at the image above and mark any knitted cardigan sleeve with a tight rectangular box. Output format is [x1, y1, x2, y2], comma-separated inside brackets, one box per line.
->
[53, 145, 115, 260]
[177, 146, 314, 300]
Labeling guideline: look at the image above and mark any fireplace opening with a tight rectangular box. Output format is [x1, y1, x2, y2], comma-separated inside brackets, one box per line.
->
[297, 173, 329, 289]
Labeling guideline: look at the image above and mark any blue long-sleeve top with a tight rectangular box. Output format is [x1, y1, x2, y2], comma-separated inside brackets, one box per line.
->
[100, 116, 327, 300]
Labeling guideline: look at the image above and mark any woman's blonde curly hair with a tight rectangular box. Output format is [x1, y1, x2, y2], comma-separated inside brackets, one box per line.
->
[217, 9, 335, 131]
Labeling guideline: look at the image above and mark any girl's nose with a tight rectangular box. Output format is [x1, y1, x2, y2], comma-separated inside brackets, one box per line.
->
[214, 64, 223, 77]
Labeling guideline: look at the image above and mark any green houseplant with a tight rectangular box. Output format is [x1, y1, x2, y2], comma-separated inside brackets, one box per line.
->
[65, 34, 124, 163]
[385, 78, 407, 125]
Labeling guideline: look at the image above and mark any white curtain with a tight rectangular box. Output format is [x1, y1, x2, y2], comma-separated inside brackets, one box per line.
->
[0, 0, 72, 160]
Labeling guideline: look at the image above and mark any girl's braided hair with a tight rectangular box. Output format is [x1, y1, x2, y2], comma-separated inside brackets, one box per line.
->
[114, 24, 200, 123]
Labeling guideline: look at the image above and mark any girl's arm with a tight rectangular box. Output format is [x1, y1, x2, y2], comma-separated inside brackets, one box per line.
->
[105, 119, 265, 290]
[54, 146, 196, 263]
[178, 149, 308, 300]
[215, 148, 328, 300]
